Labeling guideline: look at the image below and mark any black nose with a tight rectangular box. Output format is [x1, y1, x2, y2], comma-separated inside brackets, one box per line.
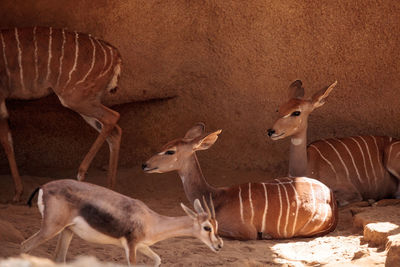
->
[218, 244, 222, 249]
[141, 163, 147, 170]
[267, 129, 275, 136]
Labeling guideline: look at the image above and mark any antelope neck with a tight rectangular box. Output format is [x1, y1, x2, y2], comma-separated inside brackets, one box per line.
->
[289, 128, 308, 177]
[146, 214, 194, 244]
[177, 153, 218, 203]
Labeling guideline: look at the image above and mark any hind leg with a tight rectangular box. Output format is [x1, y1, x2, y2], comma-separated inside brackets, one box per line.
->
[21, 223, 66, 253]
[54, 228, 74, 262]
[0, 99, 23, 202]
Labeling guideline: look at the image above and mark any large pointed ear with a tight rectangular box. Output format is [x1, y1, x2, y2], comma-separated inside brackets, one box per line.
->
[193, 199, 204, 214]
[288, 80, 305, 99]
[311, 81, 337, 109]
[193, 130, 222, 151]
[181, 202, 197, 220]
[184, 122, 206, 140]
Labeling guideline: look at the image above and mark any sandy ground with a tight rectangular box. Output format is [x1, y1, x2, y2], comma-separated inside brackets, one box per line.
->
[0, 166, 390, 266]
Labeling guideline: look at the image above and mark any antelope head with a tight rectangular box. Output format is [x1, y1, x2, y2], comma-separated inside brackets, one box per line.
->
[267, 80, 337, 141]
[142, 123, 222, 173]
[181, 196, 223, 252]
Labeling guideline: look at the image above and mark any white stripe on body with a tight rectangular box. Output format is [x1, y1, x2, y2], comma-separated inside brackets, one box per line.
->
[95, 38, 107, 73]
[349, 137, 371, 191]
[248, 183, 254, 226]
[310, 184, 329, 234]
[99, 45, 114, 77]
[275, 179, 290, 237]
[65, 31, 79, 88]
[76, 34, 96, 85]
[288, 181, 300, 237]
[45, 27, 53, 82]
[276, 183, 282, 237]
[56, 29, 66, 88]
[309, 144, 338, 181]
[15, 28, 25, 92]
[33, 27, 39, 89]
[0, 31, 11, 88]
[358, 136, 378, 190]
[238, 186, 244, 223]
[371, 136, 385, 177]
[334, 138, 362, 184]
[261, 183, 268, 233]
[300, 180, 316, 232]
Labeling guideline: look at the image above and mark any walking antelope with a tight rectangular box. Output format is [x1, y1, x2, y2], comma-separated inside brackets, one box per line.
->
[0, 27, 123, 202]
[267, 80, 400, 205]
[143, 123, 337, 240]
[21, 179, 223, 266]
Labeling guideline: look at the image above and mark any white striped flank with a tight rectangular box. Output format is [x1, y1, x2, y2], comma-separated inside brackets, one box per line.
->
[14, 28, 25, 92]
[45, 27, 53, 82]
[310, 185, 329, 234]
[0, 31, 11, 88]
[65, 31, 79, 88]
[371, 136, 385, 177]
[358, 136, 378, 189]
[261, 183, 268, 233]
[334, 138, 362, 183]
[33, 27, 39, 89]
[276, 179, 290, 237]
[349, 137, 371, 190]
[288, 181, 300, 237]
[56, 29, 66, 88]
[76, 34, 96, 85]
[388, 141, 400, 163]
[301, 180, 316, 232]
[276, 183, 282, 237]
[322, 140, 353, 186]
[100, 45, 114, 77]
[95, 38, 107, 73]
[238, 186, 244, 223]
[248, 183, 254, 226]
[309, 144, 338, 181]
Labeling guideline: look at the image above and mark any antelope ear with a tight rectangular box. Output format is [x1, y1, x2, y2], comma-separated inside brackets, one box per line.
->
[311, 81, 337, 109]
[288, 80, 305, 99]
[181, 203, 197, 220]
[193, 199, 205, 214]
[193, 130, 222, 151]
[184, 123, 206, 140]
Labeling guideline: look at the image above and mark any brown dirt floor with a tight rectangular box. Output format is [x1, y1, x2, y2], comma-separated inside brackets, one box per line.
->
[0, 166, 391, 266]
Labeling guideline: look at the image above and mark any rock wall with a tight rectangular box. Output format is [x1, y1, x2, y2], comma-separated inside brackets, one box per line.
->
[0, 1, 399, 177]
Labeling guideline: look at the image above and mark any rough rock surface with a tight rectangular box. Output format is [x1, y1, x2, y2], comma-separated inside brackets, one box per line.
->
[352, 201, 400, 266]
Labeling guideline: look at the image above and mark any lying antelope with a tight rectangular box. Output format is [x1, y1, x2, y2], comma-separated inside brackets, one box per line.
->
[21, 179, 223, 266]
[143, 123, 337, 240]
[0, 27, 122, 202]
[267, 80, 400, 205]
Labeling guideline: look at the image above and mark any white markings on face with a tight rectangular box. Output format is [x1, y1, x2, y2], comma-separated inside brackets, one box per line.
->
[37, 189, 44, 217]
[14, 28, 25, 92]
[238, 186, 244, 223]
[56, 29, 66, 88]
[0, 31, 11, 88]
[45, 27, 53, 82]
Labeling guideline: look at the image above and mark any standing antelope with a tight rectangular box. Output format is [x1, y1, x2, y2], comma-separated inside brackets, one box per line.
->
[21, 179, 223, 266]
[267, 80, 400, 206]
[0, 27, 122, 202]
[143, 123, 337, 240]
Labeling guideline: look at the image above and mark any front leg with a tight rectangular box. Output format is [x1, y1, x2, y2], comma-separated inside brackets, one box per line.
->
[137, 244, 161, 267]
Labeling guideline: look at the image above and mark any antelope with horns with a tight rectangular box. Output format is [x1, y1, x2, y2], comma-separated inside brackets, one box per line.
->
[21, 179, 223, 266]
[267, 80, 400, 206]
[0, 27, 122, 202]
[143, 123, 337, 240]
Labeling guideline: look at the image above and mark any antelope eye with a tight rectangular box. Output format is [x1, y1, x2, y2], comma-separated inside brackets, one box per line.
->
[164, 150, 175, 155]
[203, 226, 212, 232]
[291, 111, 301, 116]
